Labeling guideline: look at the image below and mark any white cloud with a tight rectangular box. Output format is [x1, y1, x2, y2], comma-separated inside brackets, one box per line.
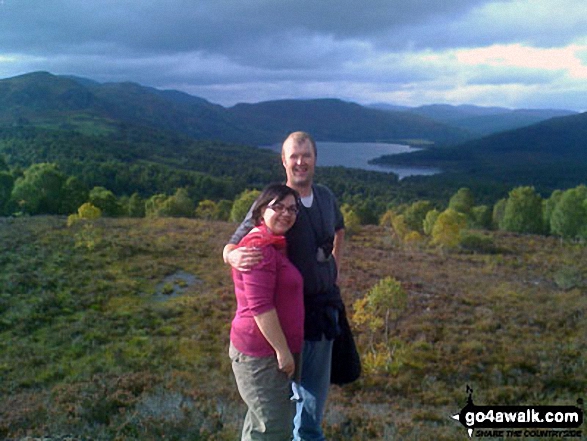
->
[455, 44, 587, 79]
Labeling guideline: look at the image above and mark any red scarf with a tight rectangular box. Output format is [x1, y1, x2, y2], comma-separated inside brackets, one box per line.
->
[238, 223, 287, 252]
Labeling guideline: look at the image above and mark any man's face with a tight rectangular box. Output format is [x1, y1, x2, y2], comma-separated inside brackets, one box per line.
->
[282, 138, 316, 188]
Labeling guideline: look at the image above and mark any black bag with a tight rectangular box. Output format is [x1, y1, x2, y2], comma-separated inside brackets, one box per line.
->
[330, 304, 361, 385]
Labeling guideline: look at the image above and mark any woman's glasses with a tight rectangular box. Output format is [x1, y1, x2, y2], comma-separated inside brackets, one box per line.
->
[267, 202, 299, 215]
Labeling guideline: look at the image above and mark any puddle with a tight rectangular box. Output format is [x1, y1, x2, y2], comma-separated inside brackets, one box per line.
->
[153, 270, 202, 301]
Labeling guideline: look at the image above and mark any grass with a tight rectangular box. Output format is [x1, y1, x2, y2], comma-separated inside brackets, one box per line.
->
[0, 217, 585, 440]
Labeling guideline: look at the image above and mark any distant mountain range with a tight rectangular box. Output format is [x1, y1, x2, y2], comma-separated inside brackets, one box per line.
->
[3, 71, 577, 148]
[370, 103, 577, 137]
[0, 71, 470, 146]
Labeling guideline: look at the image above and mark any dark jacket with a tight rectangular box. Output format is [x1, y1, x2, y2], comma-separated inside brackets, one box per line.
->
[229, 184, 345, 340]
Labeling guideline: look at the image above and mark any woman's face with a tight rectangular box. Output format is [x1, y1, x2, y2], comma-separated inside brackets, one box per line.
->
[262, 194, 298, 235]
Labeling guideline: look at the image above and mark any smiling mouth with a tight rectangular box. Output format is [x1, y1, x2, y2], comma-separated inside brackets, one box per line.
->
[277, 216, 294, 225]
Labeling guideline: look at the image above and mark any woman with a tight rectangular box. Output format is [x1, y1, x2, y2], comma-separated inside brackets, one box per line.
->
[229, 183, 304, 441]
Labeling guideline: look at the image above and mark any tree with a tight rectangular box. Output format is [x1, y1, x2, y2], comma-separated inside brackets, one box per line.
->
[379, 209, 395, 228]
[353, 199, 379, 225]
[0, 155, 9, 172]
[89, 186, 122, 217]
[67, 202, 102, 226]
[145, 194, 168, 217]
[216, 199, 233, 221]
[431, 208, 467, 249]
[61, 176, 89, 214]
[353, 277, 407, 346]
[78, 202, 102, 220]
[543, 190, 563, 235]
[492, 198, 507, 230]
[449, 187, 474, 218]
[162, 188, 195, 218]
[550, 186, 587, 240]
[390, 213, 410, 242]
[471, 205, 493, 230]
[340, 203, 361, 237]
[403, 200, 434, 233]
[423, 209, 440, 236]
[352, 277, 407, 373]
[0, 171, 14, 215]
[11, 163, 66, 214]
[195, 199, 219, 220]
[127, 193, 146, 218]
[499, 186, 544, 234]
[230, 189, 260, 222]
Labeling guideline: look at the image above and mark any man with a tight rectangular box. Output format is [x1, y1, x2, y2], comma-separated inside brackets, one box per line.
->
[223, 131, 345, 440]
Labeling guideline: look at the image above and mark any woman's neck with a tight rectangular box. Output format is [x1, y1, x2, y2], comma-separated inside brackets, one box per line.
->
[254, 222, 274, 235]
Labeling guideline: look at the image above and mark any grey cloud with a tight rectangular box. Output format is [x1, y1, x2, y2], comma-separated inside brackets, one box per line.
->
[1, 0, 494, 55]
[390, 1, 587, 51]
[1, 0, 585, 110]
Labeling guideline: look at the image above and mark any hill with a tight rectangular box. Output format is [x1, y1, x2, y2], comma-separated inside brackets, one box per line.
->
[1, 71, 585, 205]
[1, 217, 585, 439]
[0, 71, 258, 143]
[0, 72, 469, 146]
[371, 103, 577, 137]
[448, 108, 577, 136]
[372, 111, 587, 194]
[227, 99, 471, 146]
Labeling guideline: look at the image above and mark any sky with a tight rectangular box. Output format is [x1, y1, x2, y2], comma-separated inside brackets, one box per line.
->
[1, 0, 587, 110]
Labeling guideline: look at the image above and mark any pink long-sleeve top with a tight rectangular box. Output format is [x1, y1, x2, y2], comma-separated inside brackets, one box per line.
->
[230, 235, 304, 357]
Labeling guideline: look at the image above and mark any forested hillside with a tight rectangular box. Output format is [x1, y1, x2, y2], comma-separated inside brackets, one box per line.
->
[227, 99, 470, 145]
[372, 111, 587, 194]
[2, 71, 585, 207]
[1, 124, 420, 220]
[0, 72, 469, 146]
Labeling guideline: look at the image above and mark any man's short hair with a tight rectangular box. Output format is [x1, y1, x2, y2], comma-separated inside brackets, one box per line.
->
[282, 131, 317, 157]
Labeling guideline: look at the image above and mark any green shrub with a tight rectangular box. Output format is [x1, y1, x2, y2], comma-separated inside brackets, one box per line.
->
[431, 208, 467, 249]
[341, 203, 361, 236]
[459, 231, 498, 254]
[67, 202, 102, 226]
[423, 209, 440, 236]
[230, 189, 260, 222]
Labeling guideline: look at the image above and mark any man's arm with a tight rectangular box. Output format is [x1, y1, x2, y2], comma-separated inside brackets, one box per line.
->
[223, 202, 263, 270]
[222, 243, 238, 264]
[222, 243, 262, 270]
[333, 227, 345, 281]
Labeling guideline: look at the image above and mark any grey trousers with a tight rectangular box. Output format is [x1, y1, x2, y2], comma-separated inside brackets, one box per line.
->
[230, 343, 295, 441]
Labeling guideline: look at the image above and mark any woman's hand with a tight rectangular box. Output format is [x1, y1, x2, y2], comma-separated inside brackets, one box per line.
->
[252, 309, 295, 378]
[276, 348, 295, 378]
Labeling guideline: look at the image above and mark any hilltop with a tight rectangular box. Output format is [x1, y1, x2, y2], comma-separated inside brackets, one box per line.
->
[1, 216, 585, 439]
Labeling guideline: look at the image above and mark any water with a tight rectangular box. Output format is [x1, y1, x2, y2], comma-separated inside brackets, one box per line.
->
[260, 141, 440, 179]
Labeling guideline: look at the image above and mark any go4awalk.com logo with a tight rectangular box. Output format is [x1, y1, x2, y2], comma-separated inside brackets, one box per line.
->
[451, 386, 584, 438]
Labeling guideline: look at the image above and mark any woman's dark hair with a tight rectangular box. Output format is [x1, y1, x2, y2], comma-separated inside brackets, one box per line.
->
[252, 183, 300, 226]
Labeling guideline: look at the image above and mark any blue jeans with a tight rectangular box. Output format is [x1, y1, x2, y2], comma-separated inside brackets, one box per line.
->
[293, 336, 333, 441]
